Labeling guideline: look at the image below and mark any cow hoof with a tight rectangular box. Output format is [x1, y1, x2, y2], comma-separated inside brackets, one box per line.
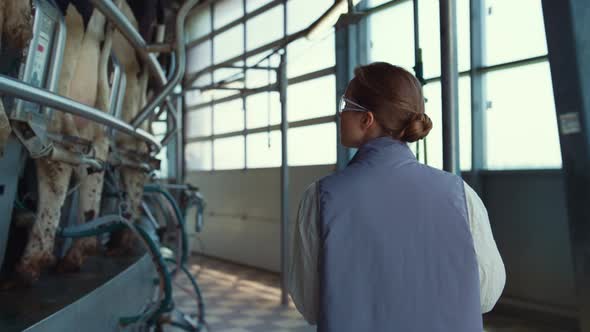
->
[15, 252, 56, 285]
[106, 229, 135, 257]
[75, 237, 100, 255]
[57, 250, 83, 273]
[58, 238, 100, 273]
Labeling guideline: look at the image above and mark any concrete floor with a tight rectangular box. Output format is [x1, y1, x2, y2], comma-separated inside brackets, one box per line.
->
[170, 255, 573, 332]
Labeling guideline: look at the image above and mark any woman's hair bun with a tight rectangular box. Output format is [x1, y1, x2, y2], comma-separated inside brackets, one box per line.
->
[400, 112, 433, 143]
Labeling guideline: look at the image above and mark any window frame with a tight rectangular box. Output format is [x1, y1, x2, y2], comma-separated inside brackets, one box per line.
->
[184, 0, 558, 172]
[184, 0, 338, 171]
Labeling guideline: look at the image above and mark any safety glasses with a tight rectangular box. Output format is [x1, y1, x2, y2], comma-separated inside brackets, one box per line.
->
[339, 96, 372, 114]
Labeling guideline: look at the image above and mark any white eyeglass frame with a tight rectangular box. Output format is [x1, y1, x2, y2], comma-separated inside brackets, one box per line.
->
[339, 96, 373, 114]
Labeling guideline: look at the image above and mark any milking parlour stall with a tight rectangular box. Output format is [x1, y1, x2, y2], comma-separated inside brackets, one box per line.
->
[0, 0, 206, 331]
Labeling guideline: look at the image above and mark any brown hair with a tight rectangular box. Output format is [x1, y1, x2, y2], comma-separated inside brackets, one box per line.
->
[347, 62, 432, 142]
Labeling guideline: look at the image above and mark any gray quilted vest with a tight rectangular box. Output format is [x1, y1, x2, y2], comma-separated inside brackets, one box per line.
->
[318, 137, 482, 332]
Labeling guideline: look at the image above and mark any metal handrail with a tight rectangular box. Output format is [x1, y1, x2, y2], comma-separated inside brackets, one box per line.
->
[89, 0, 177, 143]
[89, 0, 200, 147]
[108, 54, 127, 138]
[129, 0, 198, 129]
[1, 0, 194, 151]
[89, 0, 167, 86]
[0, 75, 162, 150]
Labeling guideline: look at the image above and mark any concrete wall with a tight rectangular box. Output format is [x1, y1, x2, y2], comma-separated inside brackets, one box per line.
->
[478, 170, 576, 311]
[186, 164, 335, 272]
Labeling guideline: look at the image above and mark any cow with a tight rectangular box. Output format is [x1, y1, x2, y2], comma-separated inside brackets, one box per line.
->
[106, 0, 150, 255]
[15, 4, 106, 283]
[107, 0, 184, 255]
[62, 0, 158, 263]
[15, 0, 169, 281]
[58, 9, 114, 272]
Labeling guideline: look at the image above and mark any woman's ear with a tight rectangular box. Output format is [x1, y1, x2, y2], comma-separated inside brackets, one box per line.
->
[361, 112, 376, 130]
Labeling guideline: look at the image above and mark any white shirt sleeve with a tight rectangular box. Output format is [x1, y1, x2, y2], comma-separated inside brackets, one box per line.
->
[288, 182, 320, 324]
[463, 181, 506, 313]
[288, 180, 506, 324]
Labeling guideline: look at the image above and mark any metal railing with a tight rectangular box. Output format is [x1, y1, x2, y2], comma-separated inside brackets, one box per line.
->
[0, 0, 201, 154]
[89, 0, 168, 86]
[88, 0, 188, 145]
[127, 0, 199, 129]
[0, 75, 162, 150]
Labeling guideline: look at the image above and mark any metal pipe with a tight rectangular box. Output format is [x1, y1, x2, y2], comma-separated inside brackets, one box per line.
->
[470, 0, 486, 191]
[110, 68, 127, 138]
[185, 114, 336, 143]
[90, 0, 181, 143]
[108, 54, 122, 117]
[0, 75, 162, 150]
[242, 0, 248, 170]
[159, 61, 179, 147]
[89, 0, 167, 86]
[412, 0, 424, 84]
[109, 154, 151, 172]
[161, 107, 178, 146]
[186, 66, 335, 111]
[188, 86, 248, 92]
[439, 0, 460, 174]
[49, 145, 104, 171]
[157, 183, 199, 190]
[176, 92, 184, 183]
[363, 0, 408, 16]
[130, 0, 199, 129]
[154, 103, 168, 120]
[280, 3, 289, 307]
[413, 0, 419, 55]
[187, 0, 280, 49]
[186, 29, 308, 86]
[146, 43, 174, 53]
[219, 65, 278, 71]
[209, 1, 216, 170]
[168, 51, 177, 81]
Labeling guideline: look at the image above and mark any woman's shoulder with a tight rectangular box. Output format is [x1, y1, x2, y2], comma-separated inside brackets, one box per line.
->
[318, 163, 367, 189]
[414, 162, 465, 187]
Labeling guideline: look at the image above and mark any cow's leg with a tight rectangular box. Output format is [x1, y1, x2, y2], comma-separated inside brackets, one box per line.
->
[69, 10, 104, 127]
[123, 69, 150, 222]
[121, 167, 149, 221]
[58, 139, 109, 271]
[106, 166, 148, 256]
[58, 9, 109, 272]
[108, 75, 147, 255]
[120, 69, 151, 225]
[16, 160, 72, 284]
[15, 5, 83, 283]
[106, 0, 145, 255]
